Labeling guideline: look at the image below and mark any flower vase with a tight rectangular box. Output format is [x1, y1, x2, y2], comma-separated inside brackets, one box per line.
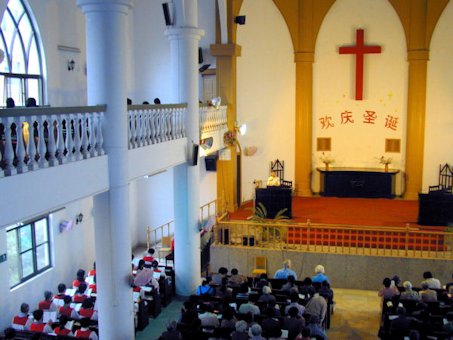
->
[384, 163, 389, 172]
[324, 162, 329, 171]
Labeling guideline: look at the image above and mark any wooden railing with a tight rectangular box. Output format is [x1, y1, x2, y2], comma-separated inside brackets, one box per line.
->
[214, 217, 453, 260]
[147, 199, 222, 249]
[0, 105, 106, 177]
[147, 220, 174, 250]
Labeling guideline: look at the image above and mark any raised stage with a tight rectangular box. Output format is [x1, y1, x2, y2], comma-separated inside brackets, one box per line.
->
[230, 196, 444, 230]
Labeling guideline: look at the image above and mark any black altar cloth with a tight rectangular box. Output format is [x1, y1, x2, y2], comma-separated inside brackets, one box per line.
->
[255, 187, 292, 219]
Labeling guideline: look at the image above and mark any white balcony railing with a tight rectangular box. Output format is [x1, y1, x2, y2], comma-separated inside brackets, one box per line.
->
[0, 105, 106, 178]
[128, 104, 187, 149]
[200, 104, 228, 134]
[1, 103, 228, 178]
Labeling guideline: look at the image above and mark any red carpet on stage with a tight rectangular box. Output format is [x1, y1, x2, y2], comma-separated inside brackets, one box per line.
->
[230, 197, 440, 229]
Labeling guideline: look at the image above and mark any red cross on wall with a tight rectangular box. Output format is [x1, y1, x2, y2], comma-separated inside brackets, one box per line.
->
[339, 29, 381, 100]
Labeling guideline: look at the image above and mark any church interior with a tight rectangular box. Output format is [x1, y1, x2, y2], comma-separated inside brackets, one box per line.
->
[1, 0, 453, 339]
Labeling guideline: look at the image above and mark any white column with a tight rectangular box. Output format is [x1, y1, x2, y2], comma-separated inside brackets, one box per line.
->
[166, 0, 204, 296]
[77, 1, 134, 339]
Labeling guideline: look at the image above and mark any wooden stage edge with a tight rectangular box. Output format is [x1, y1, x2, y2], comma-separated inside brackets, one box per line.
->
[229, 196, 446, 231]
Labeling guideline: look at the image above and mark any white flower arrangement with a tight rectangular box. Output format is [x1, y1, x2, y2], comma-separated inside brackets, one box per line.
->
[320, 152, 335, 165]
[379, 156, 392, 165]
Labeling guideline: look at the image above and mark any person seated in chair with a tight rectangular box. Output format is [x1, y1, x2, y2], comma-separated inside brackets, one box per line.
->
[282, 306, 305, 340]
[267, 171, 281, 187]
[53, 283, 68, 302]
[261, 307, 282, 339]
[25, 310, 53, 333]
[419, 282, 437, 302]
[53, 315, 74, 336]
[238, 293, 261, 316]
[281, 275, 298, 294]
[284, 292, 305, 317]
[198, 303, 219, 329]
[231, 320, 249, 340]
[229, 268, 247, 287]
[211, 267, 228, 285]
[196, 278, 214, 296]
[38, 290, 57, 311]
[12, 303, 30, 330]
[58, 295, 79, 320]
[258, 285, 276, 304]
[378, 277, 400, 300]
[78, 298, 98, 321]
[74, 317, 98, 339]
[73, 283, 89, 303]
[142, 248, 155, 267]
[274, 259, 297, 280]
[400, 281, 421, 302]
[421, 271, 441, 289]
[73, 269, 87, 288]
[311, 265, 330, 284]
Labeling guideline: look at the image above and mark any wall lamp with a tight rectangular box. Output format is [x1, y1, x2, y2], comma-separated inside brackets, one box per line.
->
[76, 213, 84, 224]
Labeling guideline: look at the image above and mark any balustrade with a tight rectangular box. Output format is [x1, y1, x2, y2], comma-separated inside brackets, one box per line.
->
[128, 104, 187, 149]
[1, 103, 227, 177]
[0, 106, 106, 177]
[199, 105, 227, 134]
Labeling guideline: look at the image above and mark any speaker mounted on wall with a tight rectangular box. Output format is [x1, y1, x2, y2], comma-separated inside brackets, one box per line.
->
[235, 16, 246, 25]
[191, 144, 199, 166]
[162, 3, 173, 26]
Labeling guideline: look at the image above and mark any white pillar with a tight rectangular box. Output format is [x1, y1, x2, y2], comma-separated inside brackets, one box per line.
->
[77, 0, 134, 338]
[166, 0, 204, 296]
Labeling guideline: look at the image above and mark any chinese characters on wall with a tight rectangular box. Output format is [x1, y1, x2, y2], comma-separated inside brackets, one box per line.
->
[319, 110, 399, 131]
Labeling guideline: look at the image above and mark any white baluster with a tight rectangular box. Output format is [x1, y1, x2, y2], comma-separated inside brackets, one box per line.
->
[89, 113, 97, 157]
[28, 117, 39, 171]
[38, 116, 48, 168]
[143, 110, 150, 145]
[97, 112, 105, 155]
[137, 110, 143, 147]
[47, 116, 57, 166]
[153, 109, 160, 143]
[150, 109, 157, 143]
[66, 115, 75, 162]
[73, 114, 82, 161]
[163, 109, 169, 141]
[14, 117, 27, 173]
[181, 108, 187, 138]
[56, 114, 65, 164]
[81, 114, 89, 159]
[129, 110, 135, 148]
[3, 117, 17, 176]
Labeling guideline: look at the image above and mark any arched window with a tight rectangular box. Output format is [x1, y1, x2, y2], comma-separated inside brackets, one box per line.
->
[0, 0, 44, 107]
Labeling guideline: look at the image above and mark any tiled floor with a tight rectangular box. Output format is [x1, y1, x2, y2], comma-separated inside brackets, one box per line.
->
[135, 288, 382, 339]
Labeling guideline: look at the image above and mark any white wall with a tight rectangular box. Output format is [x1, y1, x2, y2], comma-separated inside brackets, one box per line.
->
[313, 0, 407, 194]
[130, 169, 175, 247]
[0, 198, 95, 331]
[237, 0, 295, 202]
[29, 0, 87, 106]
[424, 1, 453, 191]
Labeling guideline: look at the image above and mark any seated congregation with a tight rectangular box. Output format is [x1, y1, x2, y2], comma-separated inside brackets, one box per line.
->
[378, 271, 453, 339]
[159, 261, 334, 340]
[3, 248, 175, 340]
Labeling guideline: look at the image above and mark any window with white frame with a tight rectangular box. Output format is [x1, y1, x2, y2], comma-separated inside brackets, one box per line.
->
[0, 0, 44, 107]
[7, 215, 51, 288]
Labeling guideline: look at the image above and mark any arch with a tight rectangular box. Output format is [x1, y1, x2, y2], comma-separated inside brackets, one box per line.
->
[0, 0, 45, 106]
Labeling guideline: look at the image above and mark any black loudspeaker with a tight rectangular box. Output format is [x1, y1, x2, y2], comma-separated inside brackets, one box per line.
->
[162, 3, 172, 26]
[191, 144, 199, 166]
[198, 47, 203, 64]
[235, 16, 246, 25]
[205, 154, 218, 171]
